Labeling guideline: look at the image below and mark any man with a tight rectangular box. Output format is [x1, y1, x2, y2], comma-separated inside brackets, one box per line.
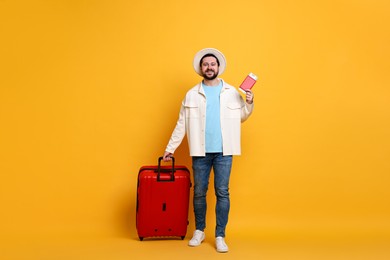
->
[163, 48, 254, 253]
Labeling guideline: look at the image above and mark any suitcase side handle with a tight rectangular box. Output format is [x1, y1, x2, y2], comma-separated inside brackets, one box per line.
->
[157, 156, 175, 182]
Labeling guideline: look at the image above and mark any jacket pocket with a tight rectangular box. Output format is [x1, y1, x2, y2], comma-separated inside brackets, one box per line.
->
[184, 102, 200, 118]
[225, 102, 242, 118]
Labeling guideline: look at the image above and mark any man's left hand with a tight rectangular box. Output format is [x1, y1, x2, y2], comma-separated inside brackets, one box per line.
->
[245, 90, 254, 104]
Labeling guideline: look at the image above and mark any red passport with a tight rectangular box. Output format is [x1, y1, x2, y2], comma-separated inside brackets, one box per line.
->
[239, 73, 258, 93]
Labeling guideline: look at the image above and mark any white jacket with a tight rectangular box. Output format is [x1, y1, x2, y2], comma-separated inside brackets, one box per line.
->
[165, 80, 254, 156]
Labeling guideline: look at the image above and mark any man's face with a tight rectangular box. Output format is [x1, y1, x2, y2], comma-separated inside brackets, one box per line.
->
[200, 56, 219, 80]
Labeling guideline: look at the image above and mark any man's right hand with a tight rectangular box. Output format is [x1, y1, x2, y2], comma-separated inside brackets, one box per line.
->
[163, 151, 173, 162]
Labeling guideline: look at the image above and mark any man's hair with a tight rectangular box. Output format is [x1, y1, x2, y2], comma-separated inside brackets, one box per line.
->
[200, 54, 220, 66]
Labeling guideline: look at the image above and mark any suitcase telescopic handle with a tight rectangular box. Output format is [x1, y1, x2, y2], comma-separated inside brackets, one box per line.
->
[157, 156, 175, 182]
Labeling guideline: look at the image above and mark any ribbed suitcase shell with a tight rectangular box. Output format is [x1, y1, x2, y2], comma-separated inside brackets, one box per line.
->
[136, 157, 191, 240]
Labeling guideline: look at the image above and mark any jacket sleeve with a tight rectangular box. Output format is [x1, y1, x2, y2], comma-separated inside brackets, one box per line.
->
[165, 101, 186, 154]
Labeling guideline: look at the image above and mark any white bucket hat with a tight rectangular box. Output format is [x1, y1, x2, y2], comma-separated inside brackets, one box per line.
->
[193, 48, 226, 76]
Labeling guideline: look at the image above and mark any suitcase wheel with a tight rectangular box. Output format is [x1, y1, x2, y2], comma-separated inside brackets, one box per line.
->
[181, 236, 185, 240]
[139, 237, 144, 241]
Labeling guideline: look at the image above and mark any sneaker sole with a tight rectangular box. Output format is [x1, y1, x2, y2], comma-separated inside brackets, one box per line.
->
[217, 249, 228, 253]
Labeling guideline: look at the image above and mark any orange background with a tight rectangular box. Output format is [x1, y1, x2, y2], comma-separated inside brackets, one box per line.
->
[1, 0, 389, 259]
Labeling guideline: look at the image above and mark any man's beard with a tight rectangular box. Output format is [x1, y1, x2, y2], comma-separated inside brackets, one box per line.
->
[202, 69, 218, 80]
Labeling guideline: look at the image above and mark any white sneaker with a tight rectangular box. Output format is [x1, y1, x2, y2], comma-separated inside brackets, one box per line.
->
[188, 230, 205, 247]
[215, 236, 228, 253]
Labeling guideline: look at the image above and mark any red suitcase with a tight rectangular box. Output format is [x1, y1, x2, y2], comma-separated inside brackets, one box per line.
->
[136, 157, 191, 241]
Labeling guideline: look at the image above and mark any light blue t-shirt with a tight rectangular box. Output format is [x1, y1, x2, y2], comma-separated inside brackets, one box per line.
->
[202, 81, 223, 153]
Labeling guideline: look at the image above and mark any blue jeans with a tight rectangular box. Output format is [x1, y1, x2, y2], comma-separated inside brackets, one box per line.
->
[192, 153, 232, 237]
